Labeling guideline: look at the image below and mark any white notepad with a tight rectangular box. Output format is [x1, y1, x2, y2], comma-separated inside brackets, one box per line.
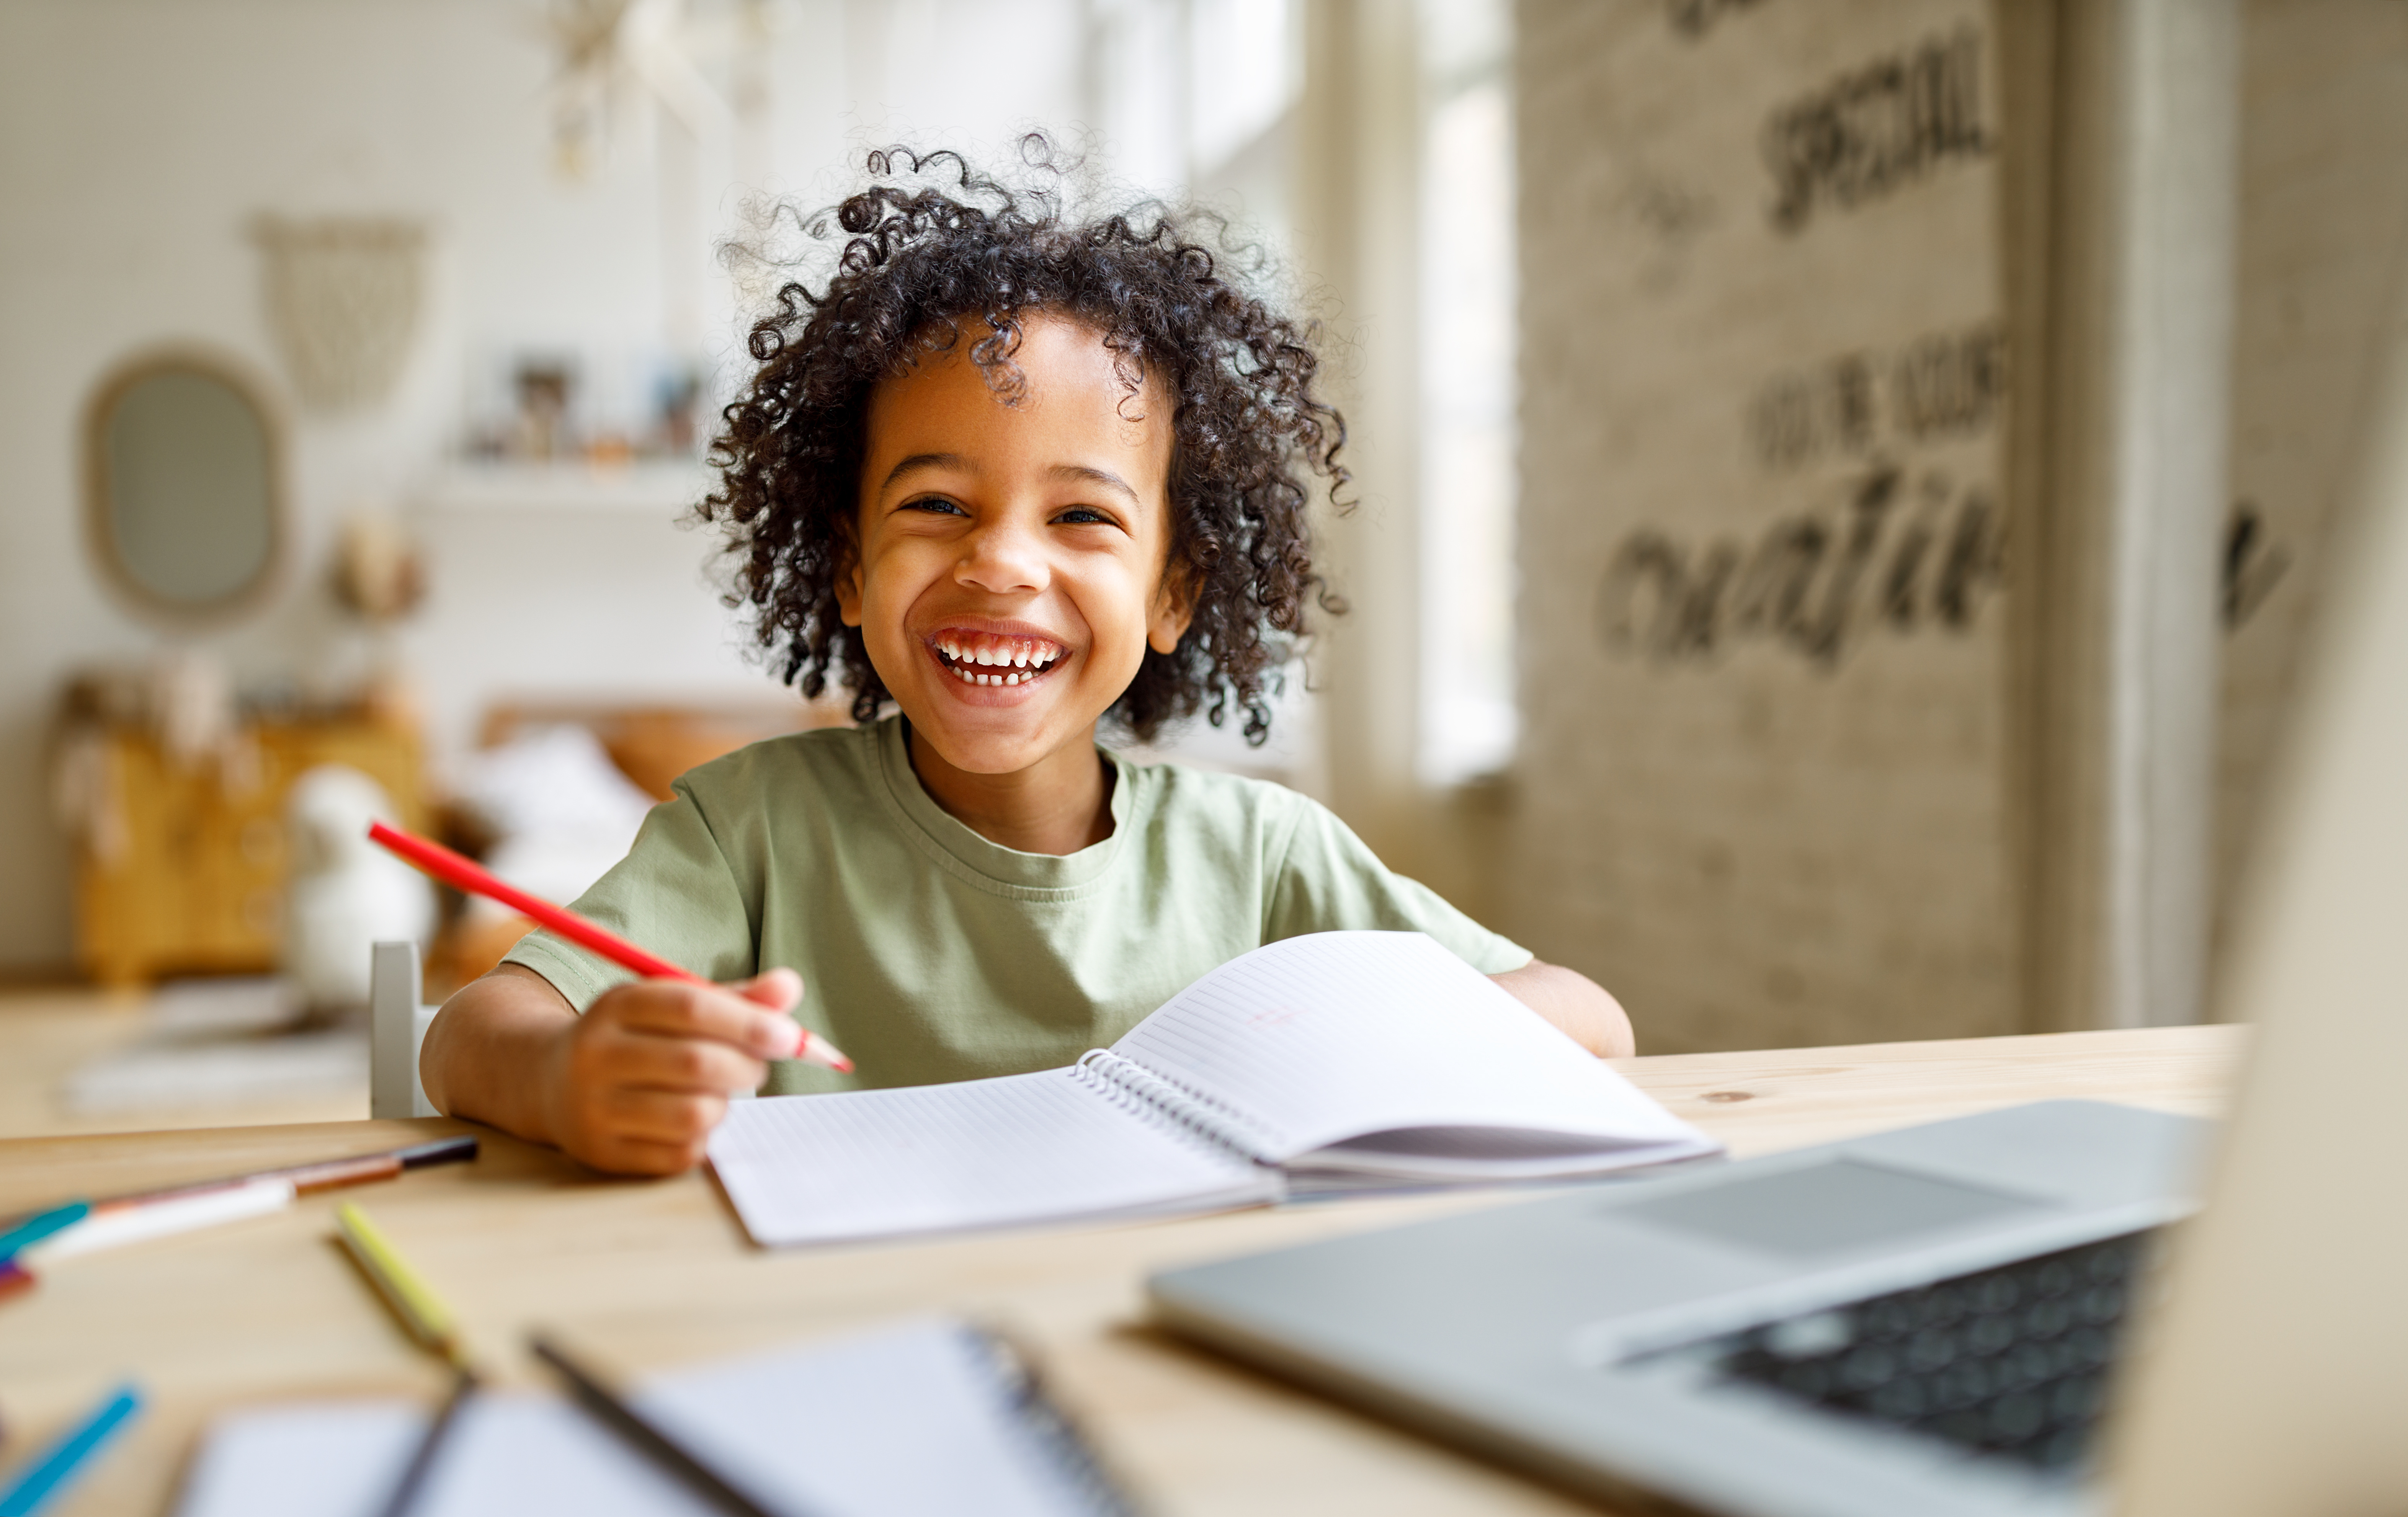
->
[709, 932, 1718, 1248]
[175, 1318, 1126, 1517]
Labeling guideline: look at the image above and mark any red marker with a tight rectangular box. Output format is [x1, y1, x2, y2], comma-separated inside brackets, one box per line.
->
[368, 820, 852, 1074]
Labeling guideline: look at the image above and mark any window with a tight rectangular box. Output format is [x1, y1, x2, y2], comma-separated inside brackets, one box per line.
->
[1417, 0, 1518, 785]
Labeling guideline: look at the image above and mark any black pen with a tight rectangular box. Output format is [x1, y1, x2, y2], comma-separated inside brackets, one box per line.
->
[529, 1332, 814, 1517]
[374, 1366, 477, 1517]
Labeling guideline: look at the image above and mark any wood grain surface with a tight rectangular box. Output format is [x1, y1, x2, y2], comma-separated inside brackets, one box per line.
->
[0, 1024, 2240, 1516]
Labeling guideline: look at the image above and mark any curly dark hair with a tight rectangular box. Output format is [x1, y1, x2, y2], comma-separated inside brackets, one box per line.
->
[696, 137, 1349, 746]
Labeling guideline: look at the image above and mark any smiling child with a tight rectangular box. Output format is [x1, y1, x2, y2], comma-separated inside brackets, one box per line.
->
[420, 145, 1632, 1175]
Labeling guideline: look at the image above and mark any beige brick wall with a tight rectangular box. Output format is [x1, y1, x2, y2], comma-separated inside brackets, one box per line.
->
[2213, 1, 2408, 965]
[1508, 0, 2018, 1052]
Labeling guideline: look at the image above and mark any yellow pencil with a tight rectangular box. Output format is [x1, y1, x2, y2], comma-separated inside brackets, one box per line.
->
[336, 1202, 471, 1371]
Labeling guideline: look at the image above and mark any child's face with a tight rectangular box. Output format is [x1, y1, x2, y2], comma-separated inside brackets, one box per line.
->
[838, 311, 1190, 776]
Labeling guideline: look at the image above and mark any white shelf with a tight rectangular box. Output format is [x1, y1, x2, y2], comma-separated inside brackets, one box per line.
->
[413, 460, 716, 513]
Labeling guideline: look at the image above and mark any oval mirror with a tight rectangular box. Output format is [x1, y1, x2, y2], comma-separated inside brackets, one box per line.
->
[84, 351, 285, 621]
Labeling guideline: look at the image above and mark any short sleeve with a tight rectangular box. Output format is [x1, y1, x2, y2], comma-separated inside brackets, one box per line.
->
[1263, 796, 1532, 975]
[500, 781, 759, 1011]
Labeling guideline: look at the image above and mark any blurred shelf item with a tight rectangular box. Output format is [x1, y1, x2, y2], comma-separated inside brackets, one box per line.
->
[412, 459, 715, 513]
[73, 718, 427, 989]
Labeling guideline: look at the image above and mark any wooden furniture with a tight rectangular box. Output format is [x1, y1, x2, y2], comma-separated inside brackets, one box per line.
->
[0, 1025, 2240, 1516]
[473, 698, 848, 805]
[74, 717, 426, 988]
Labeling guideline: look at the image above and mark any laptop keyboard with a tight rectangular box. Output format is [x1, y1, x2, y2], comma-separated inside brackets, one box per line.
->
[1709, 1231, 2151, 1473]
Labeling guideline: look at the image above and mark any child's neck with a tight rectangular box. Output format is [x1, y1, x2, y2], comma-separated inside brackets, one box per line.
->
[906, 723, 1116, 856]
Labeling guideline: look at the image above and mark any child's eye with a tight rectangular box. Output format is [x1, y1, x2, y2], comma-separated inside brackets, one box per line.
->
[1053, 506, 1113, 526]
[903, 496, 969, 517]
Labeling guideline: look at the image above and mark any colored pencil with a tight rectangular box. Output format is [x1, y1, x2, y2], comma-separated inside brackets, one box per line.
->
[367, 820, 851, 1073]
[0, 1203, 87, 1266]
[0, 1261, 33, 1305]
[28, 1180, 293, 1263]
[528, 1334, 801, 1517]
[0, 1137, 479, 1245]
[86, 1135, 477, 1217]
[335, 1204, 481, 1517]
[336, 1203, 470, 1369]
[0, 1383, 141, 1517]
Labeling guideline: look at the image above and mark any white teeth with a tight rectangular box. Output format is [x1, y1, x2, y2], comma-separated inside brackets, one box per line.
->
[936, 637, 1064, 681]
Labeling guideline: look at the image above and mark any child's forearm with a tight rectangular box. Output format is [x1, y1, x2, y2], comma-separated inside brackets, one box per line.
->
[1491, 959, 1637, 1058]
[418, 962, 577, 1145]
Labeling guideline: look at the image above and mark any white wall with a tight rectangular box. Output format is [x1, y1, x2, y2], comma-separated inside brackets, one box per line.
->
[0, 0, 1185, 973]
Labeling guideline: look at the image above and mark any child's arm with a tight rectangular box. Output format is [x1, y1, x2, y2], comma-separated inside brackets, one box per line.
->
[418, 962, 805, 1176]
[1491, 960, 1637, 1059]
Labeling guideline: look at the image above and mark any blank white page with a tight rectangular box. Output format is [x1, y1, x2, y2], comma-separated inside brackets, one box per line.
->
[175, 1319, 1116, 1517]
[708, 1066, 1276, 1248]
[1108, 932, 1712, 1163]
[175, 1397, 716, 1517]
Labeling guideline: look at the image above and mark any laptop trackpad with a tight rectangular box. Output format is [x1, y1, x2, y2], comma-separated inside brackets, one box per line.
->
[1621, 1158, 2049, 1260]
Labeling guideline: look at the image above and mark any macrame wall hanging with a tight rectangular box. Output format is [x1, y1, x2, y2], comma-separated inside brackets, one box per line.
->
[251, 216, 429, 412]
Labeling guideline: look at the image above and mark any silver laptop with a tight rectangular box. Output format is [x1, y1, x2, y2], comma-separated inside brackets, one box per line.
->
[1149, 333, 2408, 1517]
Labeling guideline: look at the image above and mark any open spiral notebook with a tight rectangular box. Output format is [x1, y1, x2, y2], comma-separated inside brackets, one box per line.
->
[707, 932, 1719, 1248]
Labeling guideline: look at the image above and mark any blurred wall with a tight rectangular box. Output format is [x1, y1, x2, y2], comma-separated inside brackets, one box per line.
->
[1509, 0, 2018, 1051]
[1506, 0, 2403, 1050]
[2211, 0, 2408, 965]
[0, 2, 765, 972]
[0, 0, 1113, 976]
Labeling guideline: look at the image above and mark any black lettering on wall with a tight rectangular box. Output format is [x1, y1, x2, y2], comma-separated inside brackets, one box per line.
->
[1667, 0, 1768, 41]
[1762, 27, 1989, 234]
[2223, 501, 2290, 630]
[1891, 325, 2007, 441]
[1598, 483, 2284, 671]
[1597, 462, 2004, 670]
[1748, 354, 1874, 471]
[1748, 321, 2005, 472]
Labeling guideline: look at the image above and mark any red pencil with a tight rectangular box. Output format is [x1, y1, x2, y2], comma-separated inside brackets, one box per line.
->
[368, 820, 853, 1074]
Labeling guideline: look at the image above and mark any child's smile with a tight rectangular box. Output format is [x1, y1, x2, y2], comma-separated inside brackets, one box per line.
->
[838, 310, 1190, 843]
[927, 624, 1066, 689]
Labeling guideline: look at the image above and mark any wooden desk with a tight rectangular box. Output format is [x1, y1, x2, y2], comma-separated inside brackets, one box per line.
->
[0, 1025, 2239, 1516]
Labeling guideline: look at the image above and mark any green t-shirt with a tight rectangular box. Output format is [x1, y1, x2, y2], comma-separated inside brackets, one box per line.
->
[503, 714, 1529, 1094]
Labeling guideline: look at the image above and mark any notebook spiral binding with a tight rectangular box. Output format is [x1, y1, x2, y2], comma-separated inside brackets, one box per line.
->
[1069, 1052, 1278, 1168]
[963, 1322, 1147, 1517]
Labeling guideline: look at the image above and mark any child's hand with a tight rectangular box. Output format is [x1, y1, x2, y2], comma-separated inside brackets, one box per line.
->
[540, 969, 806, 1176]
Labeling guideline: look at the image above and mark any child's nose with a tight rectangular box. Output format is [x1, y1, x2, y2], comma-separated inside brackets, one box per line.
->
[955, 518, 1048, 594]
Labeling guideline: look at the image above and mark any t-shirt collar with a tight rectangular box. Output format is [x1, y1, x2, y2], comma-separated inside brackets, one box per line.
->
[874, 714, 1133, 893]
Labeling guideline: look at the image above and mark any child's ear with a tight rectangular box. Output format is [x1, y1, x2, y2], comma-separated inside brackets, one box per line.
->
[1147, 564, 1196, 655]
[833, 534, 865, 628]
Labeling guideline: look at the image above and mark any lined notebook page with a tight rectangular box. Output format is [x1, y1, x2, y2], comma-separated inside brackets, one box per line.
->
[1109, 932, 1709, 1161]
[640, 1319, 1120, 1517]
[708, 1066, 1274, 1248]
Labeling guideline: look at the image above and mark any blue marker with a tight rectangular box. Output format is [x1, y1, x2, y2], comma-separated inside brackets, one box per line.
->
[0, 1383, 142, 1517]
[0, 1203, 88, 1266]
